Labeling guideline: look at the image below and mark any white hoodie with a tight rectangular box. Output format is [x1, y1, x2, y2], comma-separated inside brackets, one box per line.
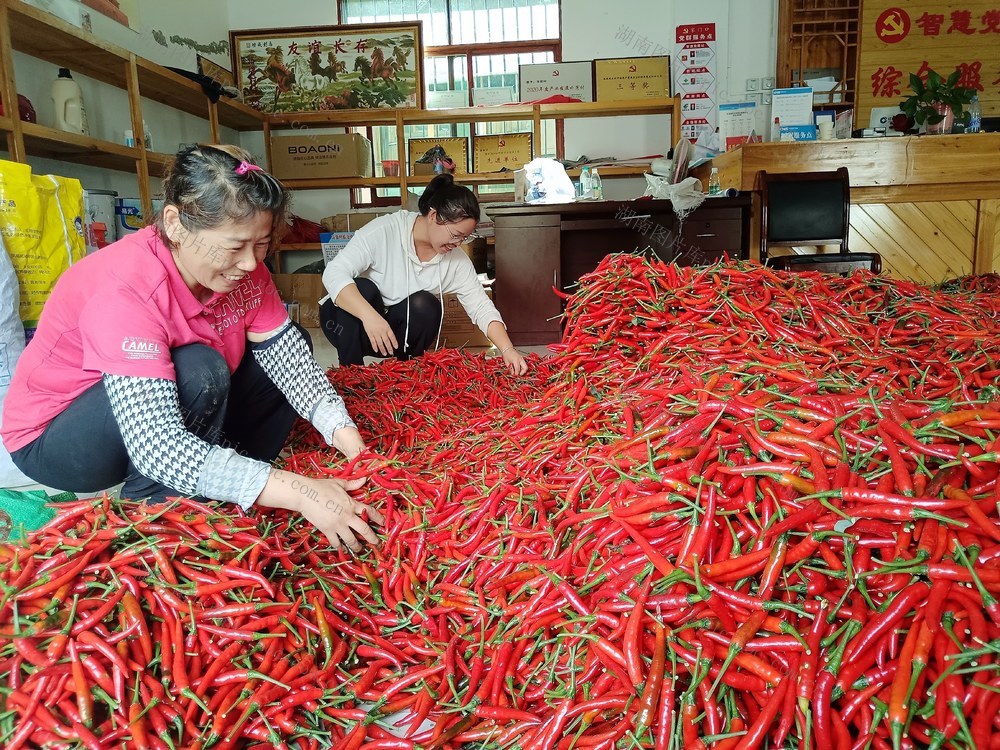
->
[321, 211, 504, 341]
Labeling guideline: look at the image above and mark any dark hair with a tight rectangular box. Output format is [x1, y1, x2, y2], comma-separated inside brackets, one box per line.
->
[157, 144, 289, 245]
[417, 174, 480, 224]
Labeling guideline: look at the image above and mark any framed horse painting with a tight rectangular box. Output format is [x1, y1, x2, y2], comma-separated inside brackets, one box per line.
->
[230, 22, 424, 114]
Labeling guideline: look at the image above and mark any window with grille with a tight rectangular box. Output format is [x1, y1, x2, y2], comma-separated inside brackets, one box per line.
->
[339, 0, 561, 206]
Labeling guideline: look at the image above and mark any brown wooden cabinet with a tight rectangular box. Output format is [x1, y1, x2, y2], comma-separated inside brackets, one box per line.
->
[488, 196, 752, 344]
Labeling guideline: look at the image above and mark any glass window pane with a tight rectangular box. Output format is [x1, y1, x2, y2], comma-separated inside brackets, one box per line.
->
[341, 0, 450, 46]
[450, 0, 559, 45]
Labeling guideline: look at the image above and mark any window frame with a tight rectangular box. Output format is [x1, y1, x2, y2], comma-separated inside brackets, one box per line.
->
[339, 1, 563, 208]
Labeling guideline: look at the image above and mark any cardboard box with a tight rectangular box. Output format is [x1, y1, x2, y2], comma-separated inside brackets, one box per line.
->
[409, 137, 468, 175]
[519, 61, 594, 103]
[472, 133, 533, 174]
[594, 56, 672, 102]
[438, 288, 493, 349]
[320, 211, 385, 232]
[272, 273, 325, 328]
[270, 134, 373, 180]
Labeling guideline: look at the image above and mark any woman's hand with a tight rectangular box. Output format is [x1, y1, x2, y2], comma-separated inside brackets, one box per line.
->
[257, 470, 383, 551]
[362, 313, 398, 357]
[331, 426, 367, 460]
[502, 347, 528, 376]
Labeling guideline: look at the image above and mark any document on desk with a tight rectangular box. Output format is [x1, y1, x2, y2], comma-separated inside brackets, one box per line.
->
[771, 87, 813, 126]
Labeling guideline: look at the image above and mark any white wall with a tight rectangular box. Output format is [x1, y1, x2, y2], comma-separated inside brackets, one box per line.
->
[562, 0, 777, 198]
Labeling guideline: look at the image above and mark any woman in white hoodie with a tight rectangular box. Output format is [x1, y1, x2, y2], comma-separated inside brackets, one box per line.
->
[320, 175, 528, 375]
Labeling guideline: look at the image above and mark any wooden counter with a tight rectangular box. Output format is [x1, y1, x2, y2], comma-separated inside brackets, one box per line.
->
[487, 197, 751, 345]
[691, 134, 1000, 283]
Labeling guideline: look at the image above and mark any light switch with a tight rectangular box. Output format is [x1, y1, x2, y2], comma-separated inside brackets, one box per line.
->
[762, 92, 772, 105]
[746, 77, 760, 92]
[762, 77, 775, 91]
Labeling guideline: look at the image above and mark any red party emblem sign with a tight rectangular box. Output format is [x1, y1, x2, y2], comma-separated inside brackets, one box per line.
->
[875, 8, 910, 43]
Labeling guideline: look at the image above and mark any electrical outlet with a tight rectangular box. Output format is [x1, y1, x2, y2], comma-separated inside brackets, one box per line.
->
[762, 77, 775, 91]
[746, 77, 760, 92]
[762, 91, 772, 105]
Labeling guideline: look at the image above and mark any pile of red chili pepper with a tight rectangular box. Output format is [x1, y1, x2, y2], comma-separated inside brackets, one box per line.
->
[2, 255, 1000, 749]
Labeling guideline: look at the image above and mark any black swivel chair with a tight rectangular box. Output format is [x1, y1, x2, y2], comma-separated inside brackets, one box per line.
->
[759, 167, 881, 274]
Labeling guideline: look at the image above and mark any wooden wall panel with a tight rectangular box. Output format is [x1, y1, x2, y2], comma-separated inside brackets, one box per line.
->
[858, 1, 999, 128]
[849, 201, 975, 283]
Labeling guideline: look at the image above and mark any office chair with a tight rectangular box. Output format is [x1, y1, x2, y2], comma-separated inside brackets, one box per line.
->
[759, 166, 875, 270]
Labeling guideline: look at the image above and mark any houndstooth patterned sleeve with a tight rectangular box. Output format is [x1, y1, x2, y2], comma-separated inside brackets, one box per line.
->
[102, 374, 271, 510]
[250, 323, 357, 444]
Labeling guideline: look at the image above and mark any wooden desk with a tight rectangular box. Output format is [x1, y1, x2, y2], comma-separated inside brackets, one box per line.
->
[487, 196, 751, 345]
[691, 134, 1000, 282]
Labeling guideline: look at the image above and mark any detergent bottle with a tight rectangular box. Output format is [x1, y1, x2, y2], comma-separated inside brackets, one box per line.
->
[51, 68, 89, 135]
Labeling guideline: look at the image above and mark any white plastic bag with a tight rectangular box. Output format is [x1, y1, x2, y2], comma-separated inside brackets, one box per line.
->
[0, 233, 31, 487]
[521, 158, 576, 204]
[642, 175, 707, 221]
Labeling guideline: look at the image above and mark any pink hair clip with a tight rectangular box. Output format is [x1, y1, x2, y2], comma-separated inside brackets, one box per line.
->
[235, 161, 263, 176]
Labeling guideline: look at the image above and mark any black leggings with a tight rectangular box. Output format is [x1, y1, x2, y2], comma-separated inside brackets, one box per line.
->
[10, 328, 312, 502]
[320, 277, 442, 366]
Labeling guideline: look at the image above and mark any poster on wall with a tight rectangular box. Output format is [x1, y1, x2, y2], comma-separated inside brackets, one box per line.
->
[230, 22, 424, 114]
[857, 1, 999, 126]
[673, 23, 718, 143]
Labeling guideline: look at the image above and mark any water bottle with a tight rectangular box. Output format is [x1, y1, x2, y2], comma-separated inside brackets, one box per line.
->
[579, 166, 593, 199]
[591, 168, 603, 200]
[708, 167, 721, 196]
[967, 94, 982, 133]
[51, 68, 89, 135]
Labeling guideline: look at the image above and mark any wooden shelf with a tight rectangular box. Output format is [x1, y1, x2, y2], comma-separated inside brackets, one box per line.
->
[7, 1, 129, 87]
[281, 165, 652, 191]
[215, 98, 266, 132]
[268, 98, 679, 130]
[276, 243, 321, 252]
[280, 176, 400, 190]
[146, 151, 173, 177]
[6, 1, 262, 133]
[19, 121, 141, 172]
[265, 97, 679, 200]
[268, 110, 402, 129]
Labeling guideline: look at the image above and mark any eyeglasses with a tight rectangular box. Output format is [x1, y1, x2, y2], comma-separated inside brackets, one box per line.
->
[446, 231, 480, 245]
[436, 220, 479, 245]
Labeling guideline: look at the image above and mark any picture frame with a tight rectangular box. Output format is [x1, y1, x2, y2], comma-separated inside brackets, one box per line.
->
[197, 55, 235, 89]
[230, 22, 424, 114]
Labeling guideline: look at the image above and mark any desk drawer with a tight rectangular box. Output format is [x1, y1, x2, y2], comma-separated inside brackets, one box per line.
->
[680, 218, 744, 257]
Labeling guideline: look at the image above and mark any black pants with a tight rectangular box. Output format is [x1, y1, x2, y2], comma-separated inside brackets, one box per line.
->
[320, 277, 442, 366]
[11, 328, 311, 502]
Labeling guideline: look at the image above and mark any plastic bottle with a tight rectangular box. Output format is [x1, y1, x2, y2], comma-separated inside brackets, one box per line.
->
[708, 167, 721, 196]
[770, 116, 781, 142]
[590, 168, 603, 200]
[579, 166, 592, 199]
[51, 68, 89, 135]
[967, 94, 982, 134]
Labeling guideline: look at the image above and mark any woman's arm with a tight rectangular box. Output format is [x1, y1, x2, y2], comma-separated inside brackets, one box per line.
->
[486, 320, 528, 375]
[334, 283, 397, 357]
[248, 322, 366, 456]
[103, 373, 377, 548]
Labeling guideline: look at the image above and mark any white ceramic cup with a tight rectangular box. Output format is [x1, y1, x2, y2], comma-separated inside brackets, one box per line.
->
[817, 121, 835, 140]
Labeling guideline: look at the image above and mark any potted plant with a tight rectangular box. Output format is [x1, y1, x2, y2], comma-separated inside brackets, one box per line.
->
[899, 68, 977, 134]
